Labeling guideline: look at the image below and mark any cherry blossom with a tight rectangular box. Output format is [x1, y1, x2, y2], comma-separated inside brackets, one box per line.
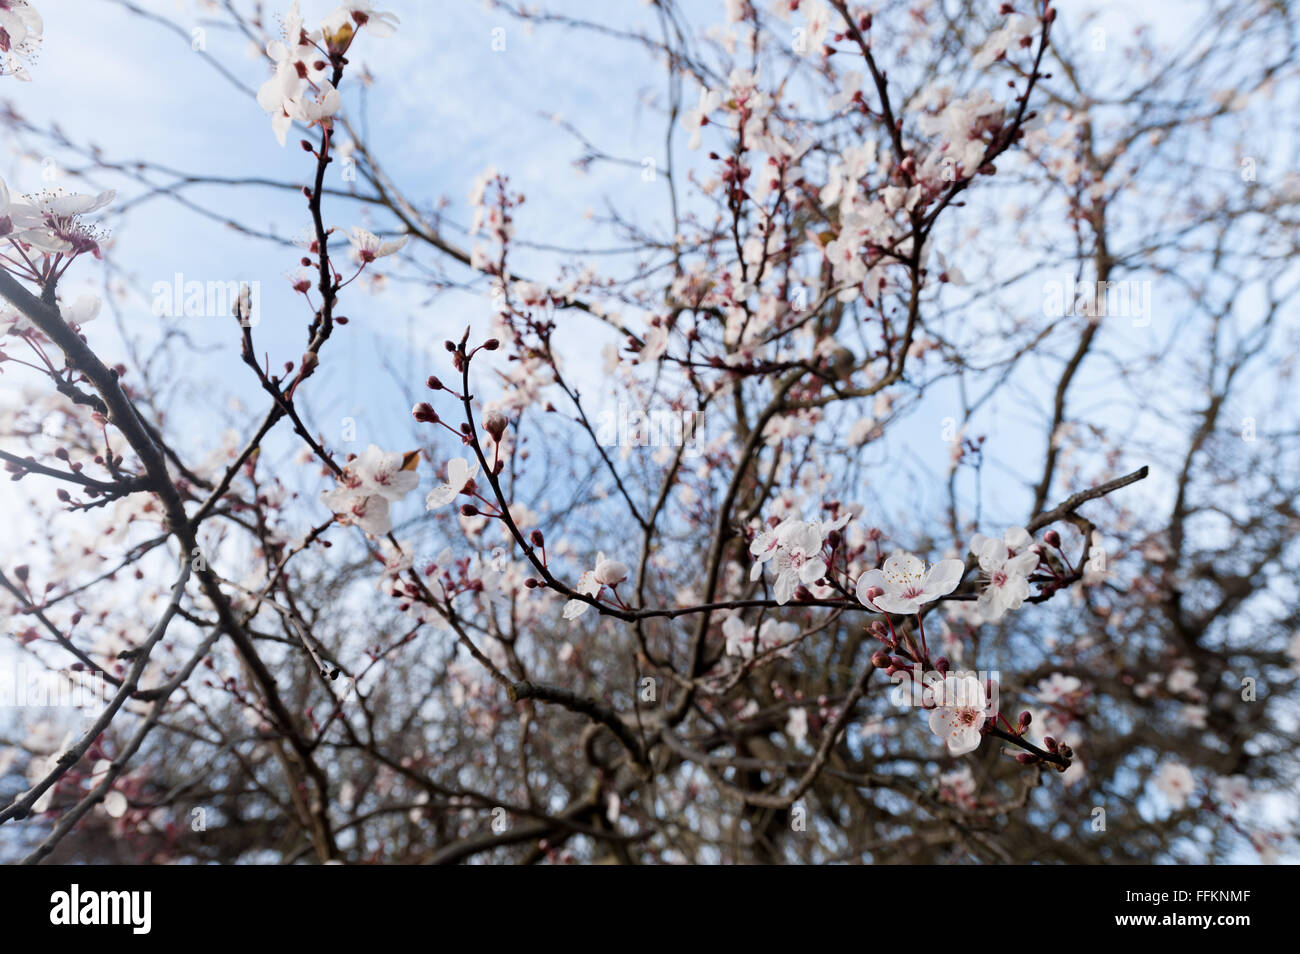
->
[59, 294, 101, 326]
[1213, 775, 1250, 811]
[426, 457, 478, 510]
[722, 616, 798, 660]
[593, 557, 628, 586]
[6, 186, 115, 258]
[926, 674, 989, 756]
[320, 446, 417, 536]
[352, 445, 419, 501]
[857, 552, 965, 615]
[785, 707, 809, 746]
[1036, 673, 1082, 705]
[347, 227, 408, 263]
[970, 527, 1039, 621]
[321, 1, 399, 46]
[680, 86, 721, 150]
[0, 0, 41, 81]
[256, 2, 325, 145]
[750, 515, 847, 605]
[1154, 761, 1196, 810]
[562, 551, 625, 621]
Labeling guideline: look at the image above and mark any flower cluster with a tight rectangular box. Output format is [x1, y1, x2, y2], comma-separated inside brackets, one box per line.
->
[722, 615, 799, 661]
[749, 514, 849, 604]
[320, 444, 419, 535]
[255, 1, 397, 145]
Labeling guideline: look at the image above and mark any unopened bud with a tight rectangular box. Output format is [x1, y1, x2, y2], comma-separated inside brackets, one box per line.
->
[484, 410, 507, 441]
[594, 559, 628, 586]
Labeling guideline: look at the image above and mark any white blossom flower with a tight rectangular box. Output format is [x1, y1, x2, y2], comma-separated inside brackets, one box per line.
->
[321, 445, 416, 536]
[786, 706, 809, 746]
[970, 527, 1038, 620]
[102, 790, 129, 819]
[1036, 673, 1081, 705]
[426, 457, 478, 510]
[257, 2, 325, 144]
[321, 0, 399, 45]
[376, 537, 413, 590]
[1181, 704, 1208, 729]
[352, 445, 419, 501]
[750, 514, 848, 605]
[1154, 761, 1196, 810]
[972, 13, 1038, 70]
[0, 0, 42, 81]
[1212, 775, 1250, 811]
[284, 79, 341, 129]
[857, 552, 964, 615]
[680, 85, 722, 150]
[562, 552, 610, 621]
[1167, 666, 1198, 695]
[722, 616, 798, 660]
[59, 294, 101, 326]
[769, 522, 827, 604]
[8, 187, 115, 257]
[321, 483, 392, 535]
[347, 226, 408, 262]
[639, 324, 669, 362]
[926, 674, 988, 755]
